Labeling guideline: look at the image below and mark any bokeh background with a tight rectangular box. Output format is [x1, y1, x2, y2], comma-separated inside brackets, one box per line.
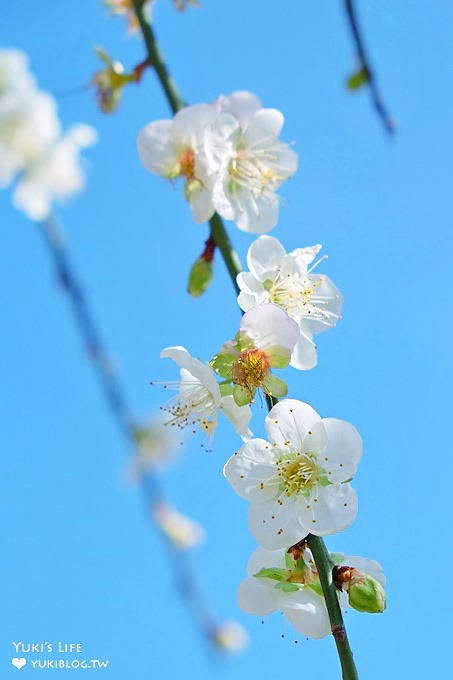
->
[1, 1, 452, 677]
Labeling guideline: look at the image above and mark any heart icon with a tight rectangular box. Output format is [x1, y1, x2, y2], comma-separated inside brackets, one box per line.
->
[12, 658, 27, 669]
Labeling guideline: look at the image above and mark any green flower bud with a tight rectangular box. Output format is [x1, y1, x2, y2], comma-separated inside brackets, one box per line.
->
[187, 257, 213, 298]
[334, 566, 386, 614]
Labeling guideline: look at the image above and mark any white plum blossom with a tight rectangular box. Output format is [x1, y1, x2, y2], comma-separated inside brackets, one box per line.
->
[0, 50, 59, 187]
[138, 104, 217, 222]
[211, 303, 300, 405]
[237, 235, 342, 370]
[0, 49, 97, 219]
[160, 346, 252, 440]
[238, 545, 331, 639]
[152, 502, 205, 549]
[202, 91, 298, 233]
[13, 124, 97, 221]
[211, 621, 249, 653]
[224, 398, 362, 549]
[238, 545, 385, 638]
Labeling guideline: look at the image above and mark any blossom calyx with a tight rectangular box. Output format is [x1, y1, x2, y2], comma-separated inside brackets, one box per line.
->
[211, 304, 299, 406]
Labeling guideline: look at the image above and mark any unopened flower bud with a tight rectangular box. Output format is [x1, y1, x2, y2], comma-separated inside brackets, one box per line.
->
[93, 47, 137, 113]
[188, 257, 213, 298]
[334, 565, 386, 613]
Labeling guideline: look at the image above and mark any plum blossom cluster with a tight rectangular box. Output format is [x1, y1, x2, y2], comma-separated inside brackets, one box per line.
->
[138, 91, 298, 233]
[140, 90, 385, 641]
[0, 49, 96, 220]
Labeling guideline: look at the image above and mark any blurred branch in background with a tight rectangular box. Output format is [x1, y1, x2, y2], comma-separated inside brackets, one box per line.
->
[344, 0, 395, 134]
[38, 215, 247, 655]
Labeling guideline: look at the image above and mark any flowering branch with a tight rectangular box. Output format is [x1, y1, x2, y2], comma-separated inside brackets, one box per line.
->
[129, 4, 359, 677]
[344, 0, 395, 135]
[38, 214, 234, 653]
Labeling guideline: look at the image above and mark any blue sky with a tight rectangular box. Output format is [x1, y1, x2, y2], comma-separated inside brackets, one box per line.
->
[1, 1, 452, 678]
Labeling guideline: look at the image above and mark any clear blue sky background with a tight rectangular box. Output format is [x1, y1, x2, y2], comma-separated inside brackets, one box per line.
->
[1, 1, 452, 678]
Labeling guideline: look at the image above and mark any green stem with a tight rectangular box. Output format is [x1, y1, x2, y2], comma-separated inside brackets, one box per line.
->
[308, 535, 359, 680]
[131, 5, 359, 677]
[131, 0, 185, 114]
[208, 213, 242, 294]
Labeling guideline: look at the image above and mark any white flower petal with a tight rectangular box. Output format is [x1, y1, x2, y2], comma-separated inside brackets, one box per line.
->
[248, 495, 308, 549]
[237, 291, 259, 312]
[219, 91, 262, 128]
[234, 193, 279, 234]
[203, 112, 238, 171]
[309, 484, 358, 536]
[212, 176, 235, 220]
[265, 399, 321, 449]
[246, 235, 286, 281]
[289, 331, 318, 370]
[240, 304, 299, 353]
[282, 591, 331, 639]
[287, 245, 323, 273]
[160, 346, 221, 405]
[236, 271, 265, 295]
[223, 439, 279, 502]
[219, 395, 252, 441]
[137, 119, 174, 175]
[246, 546, 287, 575]
[237, 576, 279, 616]
[320, 418, 362, 483]
[244, 108, 284, 147]
[189, 186, 214, 223]
[171, 103, 215, 143]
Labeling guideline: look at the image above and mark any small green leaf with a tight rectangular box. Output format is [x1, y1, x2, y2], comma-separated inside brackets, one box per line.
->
[347, 67, 370, 91]
[266, 345, 291, 369]
[275, 582, 300, 593]
[219, 382, 233, 397]
[233, 384, 253, 406]
[254, 567, 289, 582]
[263, 374, 288, 398]
[210, 352, 235, 379]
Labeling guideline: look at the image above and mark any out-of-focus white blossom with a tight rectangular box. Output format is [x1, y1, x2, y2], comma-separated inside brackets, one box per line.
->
[211, 621, 249, 653]
[104, 0, 154, 34]
[0, 48, 96, 220]
[137, 91, 297, 232]
[138, 104, 217, 222]
[153, 502, 205, 549]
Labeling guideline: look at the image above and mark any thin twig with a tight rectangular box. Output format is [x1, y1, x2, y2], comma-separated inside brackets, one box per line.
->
[39, 215, 224, 651]
[344, 0, 395, 135]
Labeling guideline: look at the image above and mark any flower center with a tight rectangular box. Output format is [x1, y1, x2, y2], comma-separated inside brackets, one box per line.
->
[179, 147, 195, 180]
[227, 146, 283, 202]
[267, 274, 320, 315]
[231, 349, 270, 393]
[163, 382, 215, 431]
[276, 452, 320, 497]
